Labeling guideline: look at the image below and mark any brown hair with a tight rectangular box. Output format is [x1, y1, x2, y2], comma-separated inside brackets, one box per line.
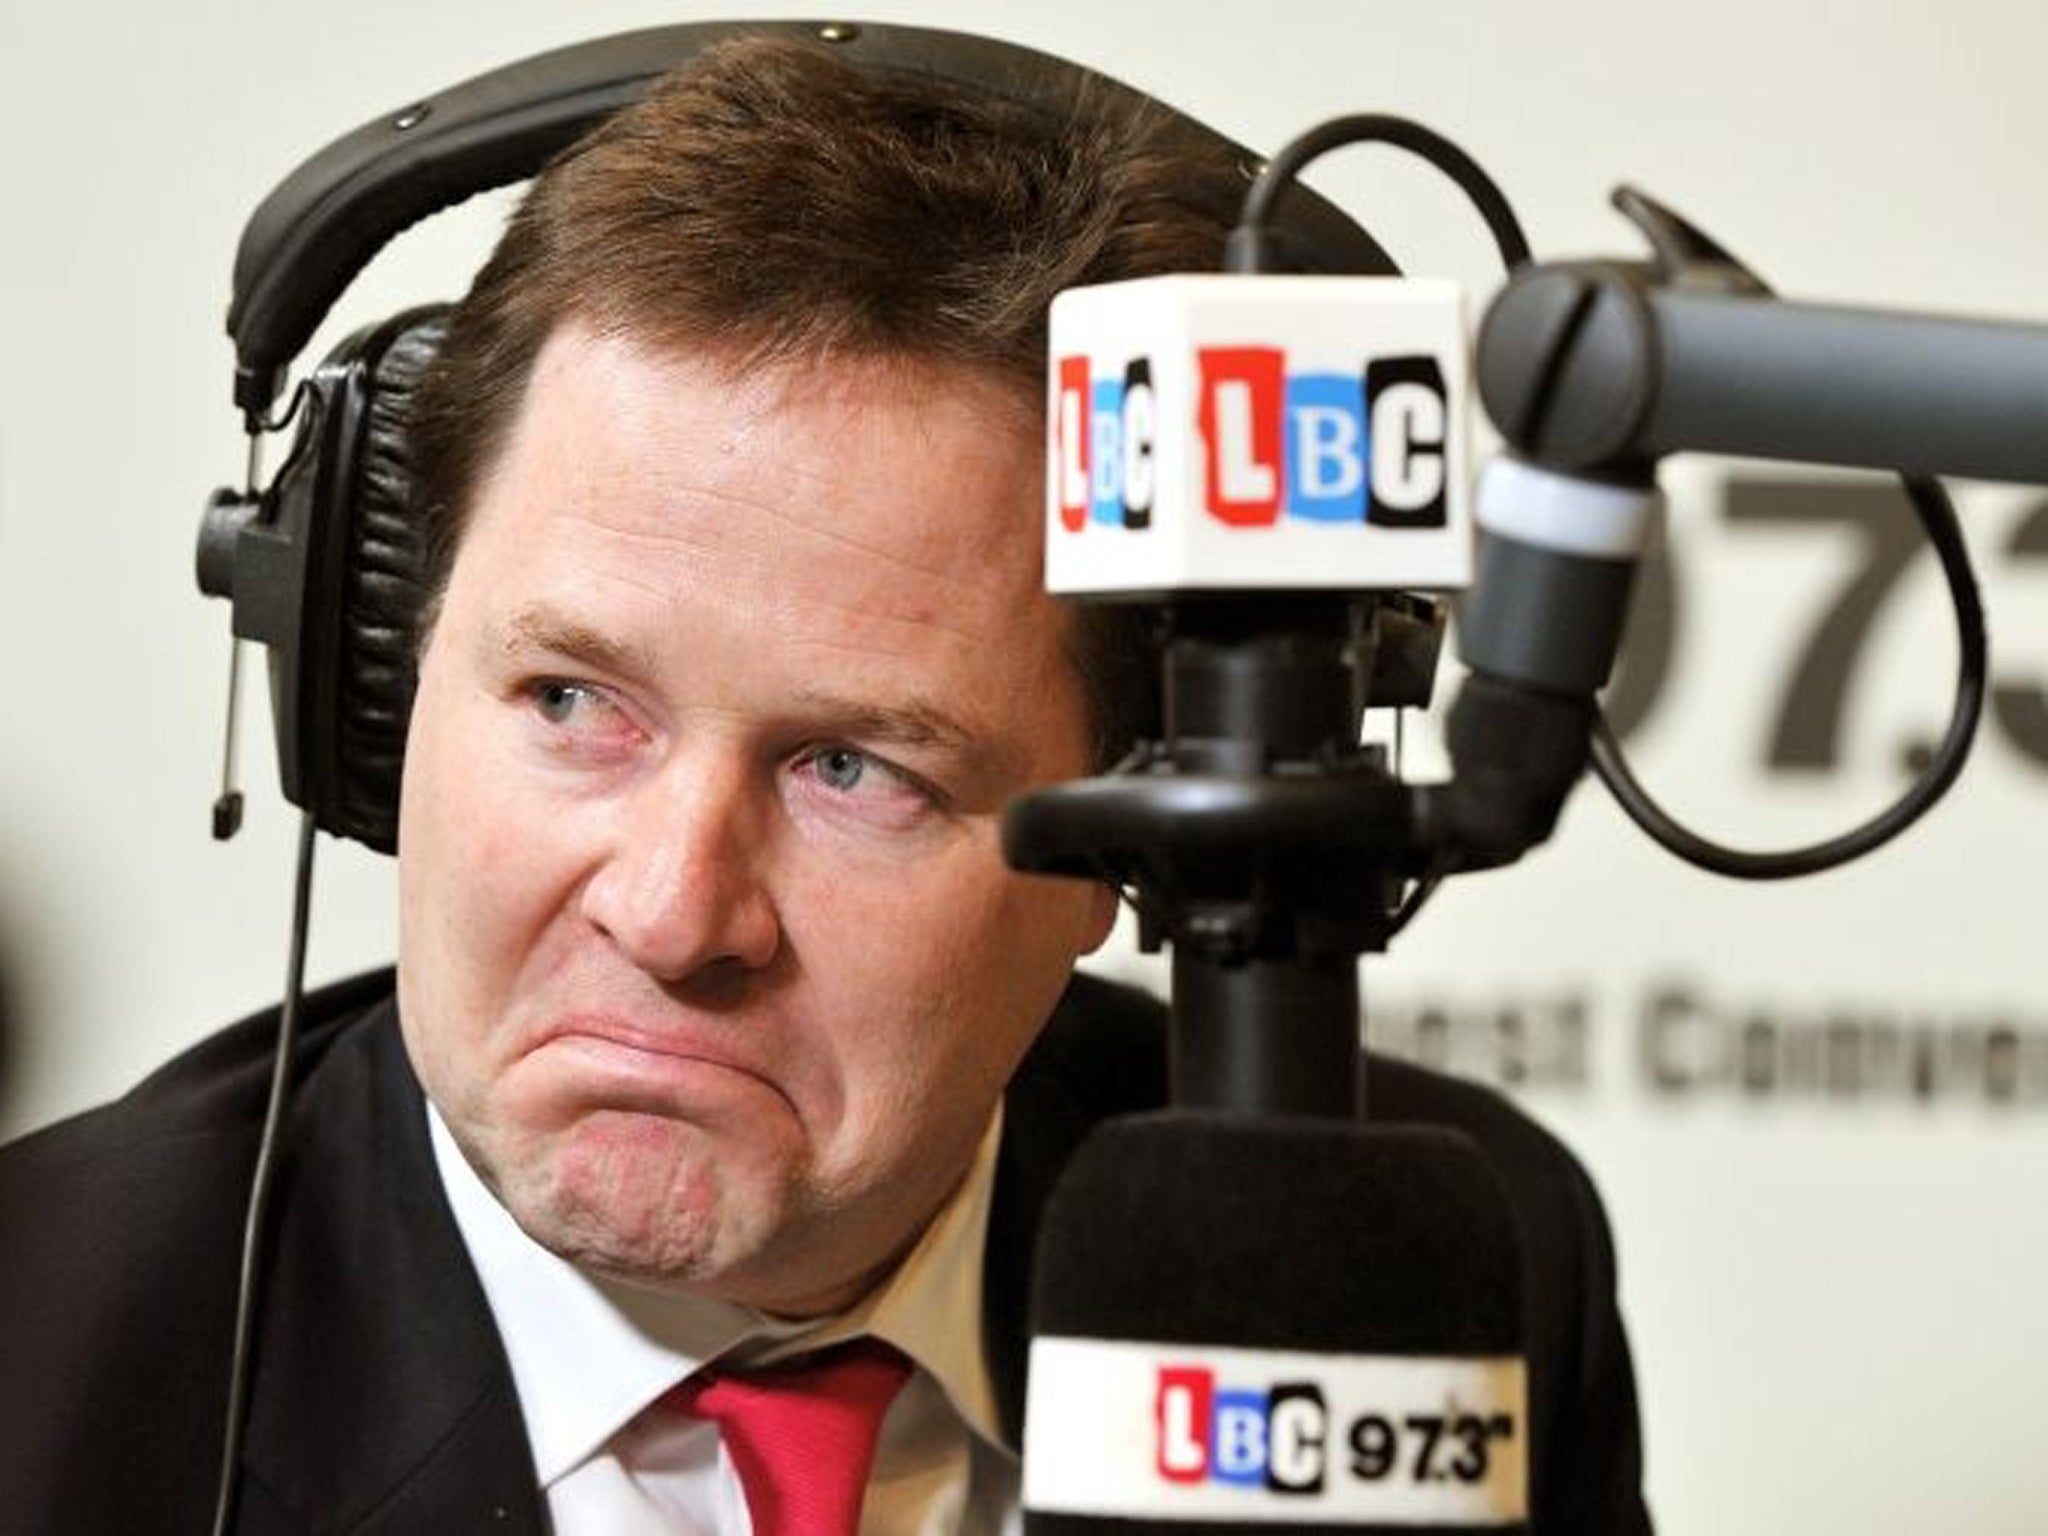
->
[413, 34, 1267, 766]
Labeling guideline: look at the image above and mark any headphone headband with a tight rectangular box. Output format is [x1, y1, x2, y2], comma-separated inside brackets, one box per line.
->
[206, 18, 1403, 852]
[226, 19, 1395, 417]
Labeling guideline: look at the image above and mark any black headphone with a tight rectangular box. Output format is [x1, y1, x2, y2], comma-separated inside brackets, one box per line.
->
[195, 18, 1396, 855]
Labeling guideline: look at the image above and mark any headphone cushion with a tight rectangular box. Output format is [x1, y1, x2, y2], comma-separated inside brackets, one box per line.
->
[330, 309, 445, 853]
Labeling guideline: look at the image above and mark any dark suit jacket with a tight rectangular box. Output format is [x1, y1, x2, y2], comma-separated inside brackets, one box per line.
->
[0, 969, 1651, 1533]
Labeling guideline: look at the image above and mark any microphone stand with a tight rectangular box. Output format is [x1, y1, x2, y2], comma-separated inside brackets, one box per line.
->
[1004, 593, 1454, 1121]
[1007, 161, 2045, 1536]
[1009, 184, 2048, 1109]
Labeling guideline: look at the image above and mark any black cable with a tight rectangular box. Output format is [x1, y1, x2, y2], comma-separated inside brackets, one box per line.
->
[1229, 117, 1987, 881]
[1228, 113, 1531, 276]
[1220, 114, 1532, 937]
[209, 810, 319, 1536]
[1590, 473, 1986, 877]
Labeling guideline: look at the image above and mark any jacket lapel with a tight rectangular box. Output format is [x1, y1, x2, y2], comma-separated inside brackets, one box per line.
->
[227, 971, 1174, 1521]
[239, 998, 546, 1534]
[984, 972, 1170, 1448]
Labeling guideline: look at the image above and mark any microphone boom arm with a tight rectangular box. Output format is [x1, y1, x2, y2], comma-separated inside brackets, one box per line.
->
[1479, 190, 2048, 487]
[1459, 185, 1999, 881]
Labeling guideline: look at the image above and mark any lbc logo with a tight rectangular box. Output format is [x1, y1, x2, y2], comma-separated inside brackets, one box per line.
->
[1053, 347, 1451, 536]
[1055, 355, 1156, 533]
[1155, 1366, 1329, 1495]
[1199, 346, 1449, 530]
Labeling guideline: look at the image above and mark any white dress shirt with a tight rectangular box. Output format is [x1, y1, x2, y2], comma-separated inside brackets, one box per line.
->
[429, 1106, 1022, 1534]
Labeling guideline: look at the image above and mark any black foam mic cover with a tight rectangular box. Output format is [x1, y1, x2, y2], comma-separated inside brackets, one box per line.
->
[1023, 1111, 1529, 1533]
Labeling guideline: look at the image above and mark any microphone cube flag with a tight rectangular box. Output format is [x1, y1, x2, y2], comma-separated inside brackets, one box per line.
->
[1047, 275, 1473, 598]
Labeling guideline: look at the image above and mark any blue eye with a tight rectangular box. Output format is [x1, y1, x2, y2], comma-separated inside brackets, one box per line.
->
[814, 747, 870, 792]
[531, 681, 588, 724]
[788, 744, 940, 828]
[518, 678, 644, 763]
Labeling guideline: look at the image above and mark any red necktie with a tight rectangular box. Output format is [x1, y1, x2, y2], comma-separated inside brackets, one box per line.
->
[672, 1338, 913, 1535]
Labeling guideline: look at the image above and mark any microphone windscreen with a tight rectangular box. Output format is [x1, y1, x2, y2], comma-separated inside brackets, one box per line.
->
[1023, 1111, 1528, 1533]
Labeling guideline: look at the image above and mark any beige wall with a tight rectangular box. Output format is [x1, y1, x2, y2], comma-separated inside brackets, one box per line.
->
[4, 2, 2045, 1530]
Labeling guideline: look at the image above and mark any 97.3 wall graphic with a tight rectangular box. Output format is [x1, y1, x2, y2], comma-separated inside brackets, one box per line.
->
[1367, 471, 2048, 1115]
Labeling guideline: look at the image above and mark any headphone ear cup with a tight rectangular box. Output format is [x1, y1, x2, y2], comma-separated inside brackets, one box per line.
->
[307, 307, 447, 854]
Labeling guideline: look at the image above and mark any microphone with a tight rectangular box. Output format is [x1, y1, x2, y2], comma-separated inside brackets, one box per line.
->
[1021, 1113, 1529, 1531]
[1017, 230, 1531, 1532]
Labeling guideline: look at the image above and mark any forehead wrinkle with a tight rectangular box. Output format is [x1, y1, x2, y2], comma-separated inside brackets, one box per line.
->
[567, 451, 1023, 600]
[744, 365, 1042, 581]
[740, 470, 1018, 586]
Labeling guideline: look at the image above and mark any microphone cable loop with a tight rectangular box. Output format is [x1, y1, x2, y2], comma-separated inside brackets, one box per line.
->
[1231, 119, 1987, 880]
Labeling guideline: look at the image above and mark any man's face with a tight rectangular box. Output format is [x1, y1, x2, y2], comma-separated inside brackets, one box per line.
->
[396, 324, 1116, 1315]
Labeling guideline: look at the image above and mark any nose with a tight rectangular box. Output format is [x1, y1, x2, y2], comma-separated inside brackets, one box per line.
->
[578, 751, 782, 984]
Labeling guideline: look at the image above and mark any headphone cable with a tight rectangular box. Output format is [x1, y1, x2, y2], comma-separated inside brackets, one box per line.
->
[208, 810, 318, 1536]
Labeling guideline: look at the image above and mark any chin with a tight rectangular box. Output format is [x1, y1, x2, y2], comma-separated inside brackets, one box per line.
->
[497, 1111, 741, 1280]
[514, 1181, 732, 1290]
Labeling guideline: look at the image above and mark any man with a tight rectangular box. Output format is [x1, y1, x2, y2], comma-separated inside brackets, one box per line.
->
[0, 33, 1651, 1534]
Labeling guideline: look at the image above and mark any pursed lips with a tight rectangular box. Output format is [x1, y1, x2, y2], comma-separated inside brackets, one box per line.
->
[527, 1014, 793, 1111]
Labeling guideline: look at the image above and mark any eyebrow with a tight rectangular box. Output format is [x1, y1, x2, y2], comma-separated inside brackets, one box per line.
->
[794, 687, 1027, 792]
[788, 686, 978, 754]
[489, 605, 1024, 780]
[494, 605, 658, 681]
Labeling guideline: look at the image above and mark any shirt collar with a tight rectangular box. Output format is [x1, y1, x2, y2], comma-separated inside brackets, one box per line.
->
[428, 1102, 1010, 1485]
[761, 1107, 1010, 1450]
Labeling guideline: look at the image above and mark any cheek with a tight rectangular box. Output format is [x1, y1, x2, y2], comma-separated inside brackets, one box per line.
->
[801, 842, 1092, 1086]
[408, 669, 573, 914]
[398, 677, 581, 1066]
